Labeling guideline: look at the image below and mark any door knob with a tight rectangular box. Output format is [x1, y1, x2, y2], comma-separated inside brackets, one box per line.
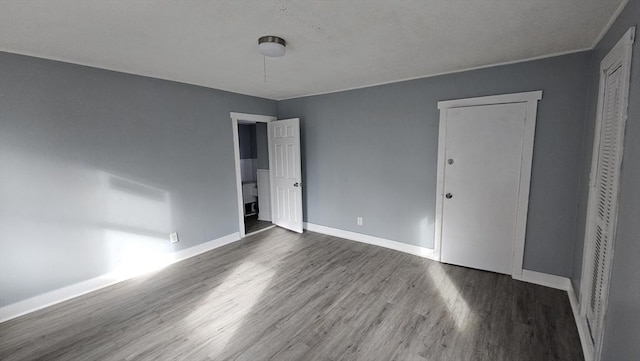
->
[447, 159, 454, 165]
[445, 193, 453, 199]
[293, 182, 300, 187]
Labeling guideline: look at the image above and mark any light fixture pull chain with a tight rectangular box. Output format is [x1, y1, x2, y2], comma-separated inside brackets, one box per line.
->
[263, 56, 267, 84]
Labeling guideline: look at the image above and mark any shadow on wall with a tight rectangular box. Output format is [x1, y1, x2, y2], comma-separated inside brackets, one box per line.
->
[0, 149, 179, 306]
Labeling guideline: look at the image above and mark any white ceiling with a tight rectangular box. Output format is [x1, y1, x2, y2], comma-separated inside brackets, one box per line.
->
[0, 0, 625, 100]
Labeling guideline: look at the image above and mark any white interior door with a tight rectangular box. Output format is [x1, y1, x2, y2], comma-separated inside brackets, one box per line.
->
[440, 103, 526, 275]
[268, 118, 303, 233]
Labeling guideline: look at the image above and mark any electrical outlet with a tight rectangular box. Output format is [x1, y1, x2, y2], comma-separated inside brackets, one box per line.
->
[169, 232, 179, 244]
[357, 217, 363, 226]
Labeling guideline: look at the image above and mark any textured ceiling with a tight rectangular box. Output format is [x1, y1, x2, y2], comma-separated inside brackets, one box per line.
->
[0, 0, 625, 100]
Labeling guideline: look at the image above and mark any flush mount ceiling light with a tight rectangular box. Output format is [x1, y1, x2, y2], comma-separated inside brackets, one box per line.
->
[258, 36, 286, 57]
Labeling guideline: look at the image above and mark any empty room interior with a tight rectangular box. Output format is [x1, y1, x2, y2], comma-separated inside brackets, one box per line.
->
[0, 1, 638, 360]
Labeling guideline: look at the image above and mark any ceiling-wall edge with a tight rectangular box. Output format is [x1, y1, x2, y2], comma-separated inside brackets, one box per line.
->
[0, 48, 281, 101]
[591, 0, 630, 48]
[276, 47, 593, 101]
[0, 46, 596, 102]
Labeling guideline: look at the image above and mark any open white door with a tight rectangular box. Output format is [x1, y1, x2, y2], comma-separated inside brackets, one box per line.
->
[268, 118, 303, 233]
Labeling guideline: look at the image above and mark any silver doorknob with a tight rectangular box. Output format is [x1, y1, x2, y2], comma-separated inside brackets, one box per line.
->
[445, 193, 453, 199]
[293, 182, 300, 187]
[447, 159, 454, 165]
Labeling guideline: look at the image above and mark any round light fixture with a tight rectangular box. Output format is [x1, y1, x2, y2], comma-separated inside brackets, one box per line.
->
[258, 36, 286, 57]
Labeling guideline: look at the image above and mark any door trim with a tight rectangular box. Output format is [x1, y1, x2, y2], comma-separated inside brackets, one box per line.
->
[578, 27, 634, 361]
[230, 112, 276, 238]
[434, 91, 542, 279]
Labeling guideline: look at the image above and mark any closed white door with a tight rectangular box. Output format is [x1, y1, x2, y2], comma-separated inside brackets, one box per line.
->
[441, 103, 526, 274]
[268, 118, 303, 233]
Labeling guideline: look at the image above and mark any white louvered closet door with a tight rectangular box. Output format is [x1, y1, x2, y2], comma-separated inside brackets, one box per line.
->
[585, 64, 623, 341]
[580, 28, 634, 360]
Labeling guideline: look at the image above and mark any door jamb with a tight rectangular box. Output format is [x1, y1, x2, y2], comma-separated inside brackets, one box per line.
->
[434, 91, 542, 279]
[230, 112, 276, 238]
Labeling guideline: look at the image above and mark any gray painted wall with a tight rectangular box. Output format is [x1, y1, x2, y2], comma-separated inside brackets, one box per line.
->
[570, 1, 639, 359]
[0, 52, 276, 306]
[256, 123, 269, 169]
[278, 51, 592, 277]
[238, 124, 257, 159]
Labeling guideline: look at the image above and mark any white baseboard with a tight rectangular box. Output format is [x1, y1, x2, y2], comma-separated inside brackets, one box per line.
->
[568, 283, 594, 361]
[0, 232, 241, 323]
[520, 269, 572, 290]
[172, 232, 240, 263]
[303, 222, 436, 260]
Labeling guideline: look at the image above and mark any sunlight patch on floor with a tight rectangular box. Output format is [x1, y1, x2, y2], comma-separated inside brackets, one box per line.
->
[427, 263, 476, 331]
[181, 236, 293, 354]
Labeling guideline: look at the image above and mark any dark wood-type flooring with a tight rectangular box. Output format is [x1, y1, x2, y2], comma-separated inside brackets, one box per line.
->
[245, 214, 273, 235]
[0, 227, 583, 361]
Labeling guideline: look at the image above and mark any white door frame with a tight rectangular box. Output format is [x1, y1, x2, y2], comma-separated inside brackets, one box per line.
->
[434, 91, 542, 279]
[578, 27, 634, 361]
[230, 112, 276, 238]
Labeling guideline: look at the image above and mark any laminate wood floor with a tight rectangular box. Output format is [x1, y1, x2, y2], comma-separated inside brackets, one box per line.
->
[0, 227, 583, 361]
[245, 215, 273, 235]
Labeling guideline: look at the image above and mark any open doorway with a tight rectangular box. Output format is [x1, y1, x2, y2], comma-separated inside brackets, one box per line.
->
[232, 112, 305, 238]
[231, 112, 276, 237]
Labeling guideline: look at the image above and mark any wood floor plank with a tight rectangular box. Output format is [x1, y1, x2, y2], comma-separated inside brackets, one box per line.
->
[0, 227, 583, 361]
